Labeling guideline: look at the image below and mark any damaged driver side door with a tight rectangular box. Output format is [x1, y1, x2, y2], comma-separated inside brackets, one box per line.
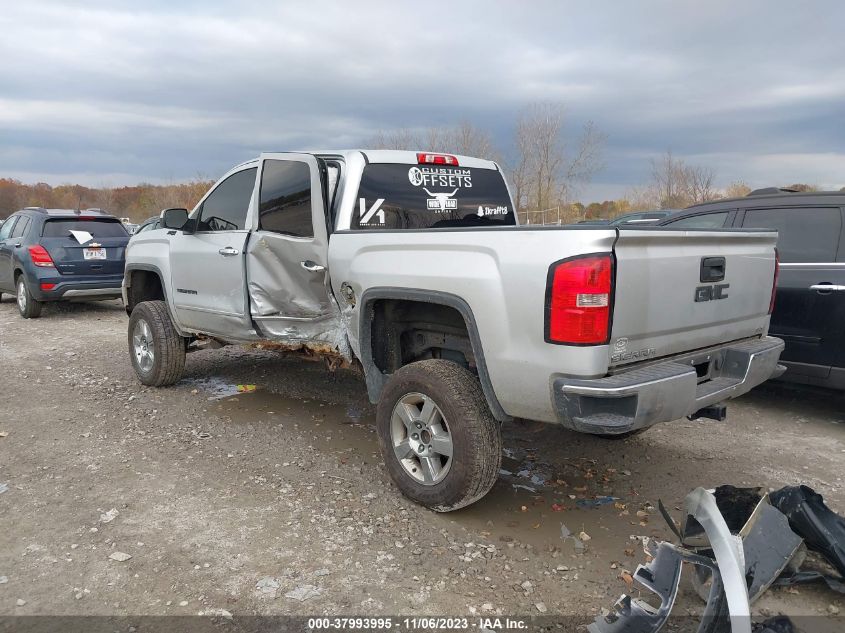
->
[246, 153, 337, 341]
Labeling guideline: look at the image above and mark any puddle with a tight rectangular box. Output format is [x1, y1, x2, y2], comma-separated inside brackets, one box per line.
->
[212, 385, 380, 462]
[183, 377, 243, 400]
[198, 380, 671, 557]
[443, 456, 671, 555]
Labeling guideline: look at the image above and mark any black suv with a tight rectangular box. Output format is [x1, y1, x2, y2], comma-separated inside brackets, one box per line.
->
[660, 189, 845, 389]
[0, 208, 129, 318]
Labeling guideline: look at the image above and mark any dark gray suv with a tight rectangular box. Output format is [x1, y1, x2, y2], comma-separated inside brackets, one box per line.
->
[0, 207, 129, 318]
[660, 190, 845, 389]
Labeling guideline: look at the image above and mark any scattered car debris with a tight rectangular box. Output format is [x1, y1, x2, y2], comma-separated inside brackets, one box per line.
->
[108, 551, 132, 562]
[577, 496, 620, 509]
[0, 483, 8, 495]
[686, 486, 803, 605]
[588, 539, 729, 633]
[769, 485, 845, 578]
[237, 384, 257, 393]
[590, 483, 845, 633]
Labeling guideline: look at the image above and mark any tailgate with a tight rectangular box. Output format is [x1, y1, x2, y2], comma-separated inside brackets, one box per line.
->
[610, 229, 777, 367]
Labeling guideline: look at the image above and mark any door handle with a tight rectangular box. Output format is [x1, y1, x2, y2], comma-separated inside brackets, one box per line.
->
[218, 247, 240, 256]
[809, 283, 845, 293]
[13, 243, 21, 248]
[300, 260, 326, 272]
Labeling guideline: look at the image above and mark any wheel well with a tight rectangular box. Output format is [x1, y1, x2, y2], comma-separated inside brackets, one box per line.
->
[369, 299, 476, 375]
[126, 270, 165, 314]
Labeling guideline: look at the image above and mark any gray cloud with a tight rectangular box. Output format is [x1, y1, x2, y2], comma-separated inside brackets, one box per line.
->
[1, 0, 843, 199]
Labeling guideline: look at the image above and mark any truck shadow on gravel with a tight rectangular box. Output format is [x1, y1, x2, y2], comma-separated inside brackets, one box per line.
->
[174, 344, 843, 561]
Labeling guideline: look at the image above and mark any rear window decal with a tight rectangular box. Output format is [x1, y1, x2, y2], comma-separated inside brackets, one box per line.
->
[408, 166, 472, 189]
[359, 198, 386, 226]
[424, 188, 458, 213]
[354, 164, 514, 230]
[477, 205, 509, 217]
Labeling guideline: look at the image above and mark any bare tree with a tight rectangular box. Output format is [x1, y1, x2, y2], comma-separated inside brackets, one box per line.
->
[724, 181, 752, 198]
[650, 150, 687, 208]
[649, 150, 719, 208]
[368, 128, 419, 150]
[369, 121, 500, 162]
[510, 103, 605, 213]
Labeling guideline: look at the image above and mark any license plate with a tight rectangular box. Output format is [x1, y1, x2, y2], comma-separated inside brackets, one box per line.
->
[83, 248, 106, 260]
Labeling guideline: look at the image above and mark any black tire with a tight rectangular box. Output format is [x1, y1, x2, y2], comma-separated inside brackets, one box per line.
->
[593, 428, 648, 440]
[376, 359, 502, 512]
[128, 300, 186, 386]
[16, 276, 43, 319]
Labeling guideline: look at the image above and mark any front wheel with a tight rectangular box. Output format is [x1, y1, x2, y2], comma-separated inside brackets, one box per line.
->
[128, 300, 186, 386]
[17, 277, 43, 319]
[376, 360, 502, 512]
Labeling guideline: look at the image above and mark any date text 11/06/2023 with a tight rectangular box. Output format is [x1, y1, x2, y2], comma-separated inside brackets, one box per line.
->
[306, 616, 529, 630]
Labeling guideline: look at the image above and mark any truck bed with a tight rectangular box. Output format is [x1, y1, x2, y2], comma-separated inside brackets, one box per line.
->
[329, 225, 778, 423]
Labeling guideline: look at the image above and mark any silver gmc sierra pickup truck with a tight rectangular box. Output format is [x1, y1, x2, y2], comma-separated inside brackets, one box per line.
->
[122, 150, 784, 511]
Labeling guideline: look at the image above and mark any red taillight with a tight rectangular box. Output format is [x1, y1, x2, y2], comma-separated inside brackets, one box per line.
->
[417, 152, 459, 166]
[28, 245, 55, 267]
[769, 249, 779, 315]
[546, 254, 613, 345]
[40, 282, 56, 291]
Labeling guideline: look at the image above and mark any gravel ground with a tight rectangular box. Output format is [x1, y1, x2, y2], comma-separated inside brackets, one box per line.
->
[0, 298, 844, 624]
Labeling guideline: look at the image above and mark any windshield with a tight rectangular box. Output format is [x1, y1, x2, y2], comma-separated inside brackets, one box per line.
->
[42, 218, 129, 238]
[352, 163, 515, 230]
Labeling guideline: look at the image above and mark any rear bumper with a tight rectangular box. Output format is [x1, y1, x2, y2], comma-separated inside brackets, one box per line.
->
[553, 336, 785, 435]
[30, 275, 123, 302]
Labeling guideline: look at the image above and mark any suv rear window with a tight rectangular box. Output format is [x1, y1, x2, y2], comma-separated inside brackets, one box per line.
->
[352, 164, 515, 230]
[42, 218, 128, 238]
[741, 207, 842, 263]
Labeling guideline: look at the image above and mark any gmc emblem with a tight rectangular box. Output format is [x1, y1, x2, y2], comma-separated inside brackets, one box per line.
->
[695, 283, 730, 302]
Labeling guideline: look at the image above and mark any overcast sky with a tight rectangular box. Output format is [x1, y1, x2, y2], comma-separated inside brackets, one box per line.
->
[1, 1, 843, 201]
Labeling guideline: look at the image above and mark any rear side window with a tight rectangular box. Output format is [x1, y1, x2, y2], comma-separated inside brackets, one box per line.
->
[197, 167, 257, 232]
[42, 218, 129, 238]
[0, 217, 18, 239]
[741, 207, 842, 263]
[352, 164, 515, 230]
[258, 160, 313, 237]
[667, 211, 730, 229]
[11, 216, 31, 238]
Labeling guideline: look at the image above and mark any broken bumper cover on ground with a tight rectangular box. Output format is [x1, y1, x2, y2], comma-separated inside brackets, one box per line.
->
[553, 336, 784, 435]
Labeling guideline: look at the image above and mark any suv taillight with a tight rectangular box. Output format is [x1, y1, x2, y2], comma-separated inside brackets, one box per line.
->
[769, 248, 779, 315]
[545, 254, 614, 345]
[28, 245, 55, 267]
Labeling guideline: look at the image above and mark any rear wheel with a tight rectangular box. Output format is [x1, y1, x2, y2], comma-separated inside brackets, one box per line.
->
[16, 276, 43, 319]
[128, 300, 186, 386]
[376, 360, 502, 512]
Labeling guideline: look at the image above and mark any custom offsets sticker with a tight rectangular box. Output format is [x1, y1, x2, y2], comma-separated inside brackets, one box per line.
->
[409, 165, 473, 214]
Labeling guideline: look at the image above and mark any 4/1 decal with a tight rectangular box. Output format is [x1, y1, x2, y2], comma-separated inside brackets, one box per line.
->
[359, 198, 385, 226]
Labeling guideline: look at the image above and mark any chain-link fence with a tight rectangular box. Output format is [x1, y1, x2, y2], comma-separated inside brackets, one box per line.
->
[517, 206, 583, 225]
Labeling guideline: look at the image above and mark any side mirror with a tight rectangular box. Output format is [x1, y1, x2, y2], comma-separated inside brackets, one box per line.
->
[161, 208, 189, 231]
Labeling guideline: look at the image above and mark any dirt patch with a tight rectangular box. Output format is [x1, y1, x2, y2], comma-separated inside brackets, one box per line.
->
[1, 298, 844, 620]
